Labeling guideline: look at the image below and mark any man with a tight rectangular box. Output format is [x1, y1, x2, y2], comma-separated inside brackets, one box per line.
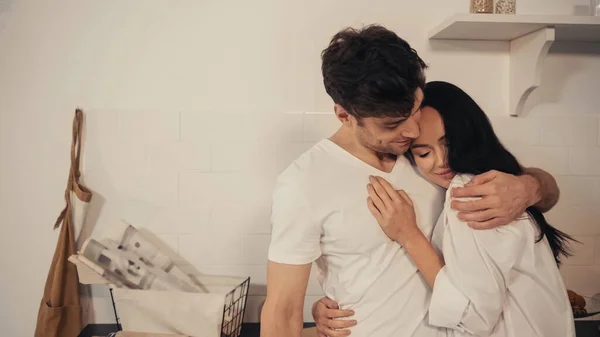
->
[261, 25, 559, 337]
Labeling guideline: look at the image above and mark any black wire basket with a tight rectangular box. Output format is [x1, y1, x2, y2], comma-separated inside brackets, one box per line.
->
[220, 277, 251, 337]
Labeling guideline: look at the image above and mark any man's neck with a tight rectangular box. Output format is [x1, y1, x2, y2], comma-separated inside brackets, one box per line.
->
[329, 129, 397, 173]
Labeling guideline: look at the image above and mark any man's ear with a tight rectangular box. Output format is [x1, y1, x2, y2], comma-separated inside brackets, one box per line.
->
[334, 104, 353, 126]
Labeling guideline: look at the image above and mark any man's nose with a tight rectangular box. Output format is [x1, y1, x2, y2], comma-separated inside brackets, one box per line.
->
[400, 115, 420, 139]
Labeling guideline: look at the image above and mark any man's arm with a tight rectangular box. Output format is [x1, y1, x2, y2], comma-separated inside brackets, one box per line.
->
[450, 167, 560, 229]
[522, 167, 560, 212]
[261, 261, 311, 337]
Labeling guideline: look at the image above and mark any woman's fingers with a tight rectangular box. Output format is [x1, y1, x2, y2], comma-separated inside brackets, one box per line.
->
[367, 185, 386, 214]
[369, 176, 394, 209]
[367, 197, 383, 222]
[375, 177, 405, 204]
[397, 190, 414, 207]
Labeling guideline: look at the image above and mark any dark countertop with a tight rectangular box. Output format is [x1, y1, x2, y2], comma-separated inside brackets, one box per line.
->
[80, 321, 600, 337]
[78, 323, 315, 337]
[577, 321, 600, 337]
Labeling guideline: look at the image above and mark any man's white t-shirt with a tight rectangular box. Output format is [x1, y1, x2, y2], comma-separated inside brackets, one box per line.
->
[268, 139, 446, 337]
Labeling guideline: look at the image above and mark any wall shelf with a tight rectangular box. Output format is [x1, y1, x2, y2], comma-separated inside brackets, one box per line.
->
[429, 14, 600, 116]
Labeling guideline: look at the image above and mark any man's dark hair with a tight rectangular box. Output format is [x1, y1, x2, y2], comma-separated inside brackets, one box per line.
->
[321, 24, 427, 119]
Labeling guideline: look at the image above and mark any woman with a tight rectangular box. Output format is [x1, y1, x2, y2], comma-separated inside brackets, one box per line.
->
[312, 81, 576, 336]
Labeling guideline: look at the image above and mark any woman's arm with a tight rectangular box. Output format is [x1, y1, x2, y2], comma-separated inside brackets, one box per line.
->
[401, 232, 444, 288]
[367, 176, 444, 287]
[368, 175, 526, 336]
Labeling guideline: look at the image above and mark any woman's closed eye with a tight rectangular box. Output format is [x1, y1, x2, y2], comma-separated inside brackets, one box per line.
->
[418, 152, 430, 158]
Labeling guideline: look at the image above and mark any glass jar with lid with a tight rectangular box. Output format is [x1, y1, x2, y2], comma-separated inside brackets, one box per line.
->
[470, 0, 493, 13]
[496, 0, 516, 14]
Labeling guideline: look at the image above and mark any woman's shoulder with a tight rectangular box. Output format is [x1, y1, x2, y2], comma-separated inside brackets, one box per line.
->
[449, 173, 475, 189]
[444, 174, 476, 201]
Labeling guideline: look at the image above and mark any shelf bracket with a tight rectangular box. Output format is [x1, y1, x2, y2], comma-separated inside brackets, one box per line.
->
[509, 27, 555, 116]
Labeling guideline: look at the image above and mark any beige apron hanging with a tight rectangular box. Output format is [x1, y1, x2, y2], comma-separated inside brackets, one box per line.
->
[34, 109, 92, 337]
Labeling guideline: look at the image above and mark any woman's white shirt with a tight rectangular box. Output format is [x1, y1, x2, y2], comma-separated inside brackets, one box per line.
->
[428, 174, 575, 337]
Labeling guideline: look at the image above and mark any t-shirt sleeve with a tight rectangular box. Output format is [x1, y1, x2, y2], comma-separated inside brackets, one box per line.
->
[267, 178, 322, 265]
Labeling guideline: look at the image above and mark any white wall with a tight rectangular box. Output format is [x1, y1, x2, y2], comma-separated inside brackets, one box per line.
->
[1, 0, 599, 336]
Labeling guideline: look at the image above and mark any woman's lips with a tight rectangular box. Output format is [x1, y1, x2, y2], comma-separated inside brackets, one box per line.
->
[437, 169, 454, 180]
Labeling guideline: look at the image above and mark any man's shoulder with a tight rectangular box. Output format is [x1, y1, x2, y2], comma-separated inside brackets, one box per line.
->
[277, 140, 337, 183]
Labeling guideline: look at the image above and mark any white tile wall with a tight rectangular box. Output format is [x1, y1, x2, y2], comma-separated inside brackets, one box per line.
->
[541, 116, 599, 146]
[598, 118, 600, 146]
[570, 147, 600, 176]
[179, 232, 243, 265]
[303, 113, 340, 142]
[178, 171, 270, 207]
[515, 145, 571, 175]
[210, 201, 272, 234]
[210, 141, 257, 172]
[545, 204, 600, 236]
[489, 116, 542, 145]
[118, 109, 180, 145]
[566, 236, 595, 266]
[155, 205, 211, 235]
[191, 264, 268, 295]
[242, 234, 272, 265]
[594, 236, 600, 265]
[147, 141, 211, 172]
[554, 176, 600, 206]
